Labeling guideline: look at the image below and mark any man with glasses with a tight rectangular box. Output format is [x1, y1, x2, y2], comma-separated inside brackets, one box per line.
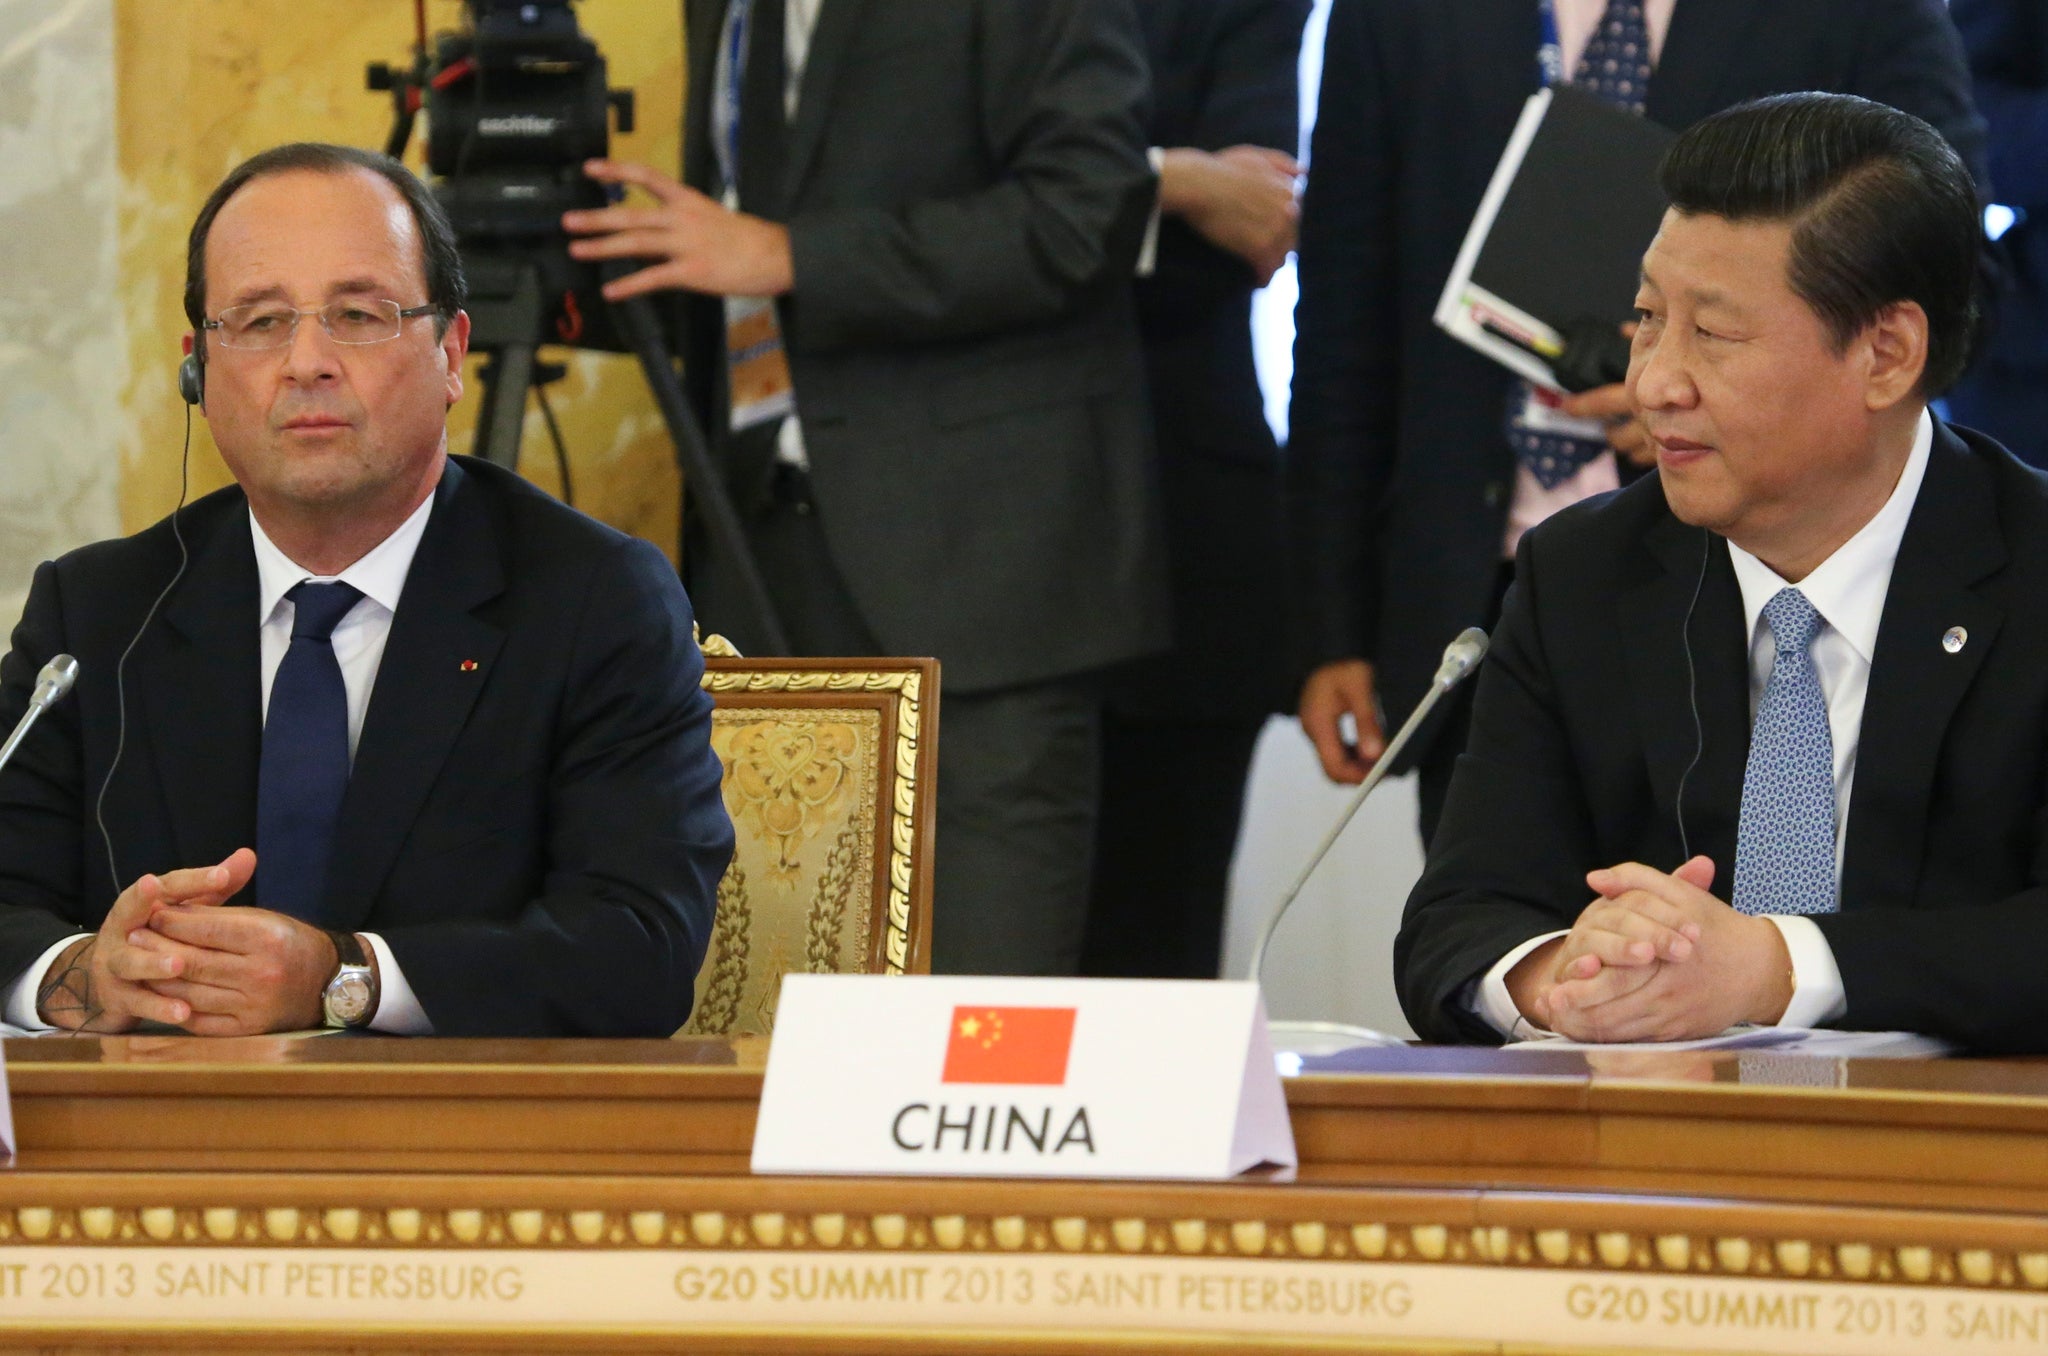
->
[0, 142, 734, 1037]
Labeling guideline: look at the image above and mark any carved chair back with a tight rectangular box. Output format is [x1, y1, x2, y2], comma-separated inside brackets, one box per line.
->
[681, 637, 938, 1036]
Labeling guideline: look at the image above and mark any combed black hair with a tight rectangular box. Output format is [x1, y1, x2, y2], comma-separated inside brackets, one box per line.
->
[1659, 92, 1979, 394]
[183, 142, 466, 336]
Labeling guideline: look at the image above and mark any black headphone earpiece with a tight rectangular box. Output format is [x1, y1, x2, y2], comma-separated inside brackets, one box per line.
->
[177, 353, 203, 407]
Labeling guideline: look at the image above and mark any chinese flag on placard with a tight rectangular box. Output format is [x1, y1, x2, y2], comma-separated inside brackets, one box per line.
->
[941, 1005, 1078, 1085]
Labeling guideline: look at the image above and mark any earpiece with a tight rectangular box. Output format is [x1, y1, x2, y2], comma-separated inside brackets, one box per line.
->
[1673, 527, 1712, 860]
[177, 354, 204, 407]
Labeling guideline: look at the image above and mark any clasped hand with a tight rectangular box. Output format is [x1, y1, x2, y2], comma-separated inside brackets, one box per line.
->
[36, 847, 340, 1036]
[1505, 856, 1794, 1042]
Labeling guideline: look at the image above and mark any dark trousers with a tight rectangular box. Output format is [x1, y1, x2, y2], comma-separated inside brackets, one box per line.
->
[689, 463, 1104, 976]
[1080, 711, 1266, 979]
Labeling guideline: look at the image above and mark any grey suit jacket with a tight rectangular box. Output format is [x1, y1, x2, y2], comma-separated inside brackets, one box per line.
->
[680, 0, 1170, 693]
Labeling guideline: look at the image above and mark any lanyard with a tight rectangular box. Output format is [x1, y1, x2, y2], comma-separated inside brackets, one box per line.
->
[1536, 0, 1564, 88]
[717, 0, 753, 194]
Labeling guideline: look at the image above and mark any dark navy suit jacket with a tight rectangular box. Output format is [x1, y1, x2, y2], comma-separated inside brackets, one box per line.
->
[0, 457, 734, 1036]
[1401, 422, 2048, 1053]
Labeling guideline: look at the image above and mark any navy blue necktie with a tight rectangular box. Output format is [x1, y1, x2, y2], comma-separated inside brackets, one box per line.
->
[1731, 588, 1840, 915]
[257, 581, 362, 923]
[1506, 0, 1657, 489]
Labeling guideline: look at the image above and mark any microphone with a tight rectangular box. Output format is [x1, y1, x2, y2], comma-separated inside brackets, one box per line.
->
[0, 655, 80, 778]
[1245, 628, 1490, 987]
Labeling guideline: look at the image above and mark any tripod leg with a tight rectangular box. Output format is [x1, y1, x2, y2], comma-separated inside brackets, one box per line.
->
[474, 343, 535, 471]
[606, 289, 792, 656]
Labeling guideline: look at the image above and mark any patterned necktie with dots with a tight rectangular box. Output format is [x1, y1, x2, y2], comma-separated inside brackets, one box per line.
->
[1731, 587, 1840, 916]
[1505, 0, 1657, 490]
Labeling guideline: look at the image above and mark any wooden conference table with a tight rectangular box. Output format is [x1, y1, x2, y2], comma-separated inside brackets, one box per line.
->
[2, 1036, 2046, 1353]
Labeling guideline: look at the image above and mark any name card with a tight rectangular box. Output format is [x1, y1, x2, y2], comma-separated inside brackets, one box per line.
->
[752, 976, 1295, 1181]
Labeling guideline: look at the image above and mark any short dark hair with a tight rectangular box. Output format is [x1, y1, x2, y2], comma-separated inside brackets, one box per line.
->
[1659, 92, 1980, 394]
[183, 142, 466, 336]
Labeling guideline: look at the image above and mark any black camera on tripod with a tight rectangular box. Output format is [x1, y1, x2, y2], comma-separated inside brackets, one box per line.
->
[370, 0, 636, 355]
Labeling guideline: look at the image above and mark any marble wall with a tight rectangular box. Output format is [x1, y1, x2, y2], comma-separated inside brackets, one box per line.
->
[0, 0, 124, 622]
[0, 0, 685, 625]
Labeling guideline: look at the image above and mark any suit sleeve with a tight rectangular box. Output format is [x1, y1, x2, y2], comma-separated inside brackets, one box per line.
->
[377, 538, 734, 1038]
[1951, 0, 2048, 211]
[1148, 0, 1311, 305]
[1394, 533, 1602, 1044]
[0, 563, 96, 985]
[782, 0, 1157, 350]
[1284, 0, 1402, 672]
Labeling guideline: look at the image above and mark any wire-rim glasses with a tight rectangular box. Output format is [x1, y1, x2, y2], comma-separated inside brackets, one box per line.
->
[201, 299, 439, 350]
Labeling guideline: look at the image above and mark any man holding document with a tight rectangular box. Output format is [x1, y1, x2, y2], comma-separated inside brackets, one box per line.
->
[1398, 94, 2048, 1054]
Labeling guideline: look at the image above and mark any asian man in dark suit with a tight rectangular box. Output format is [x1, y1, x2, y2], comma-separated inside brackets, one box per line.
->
[1289, 0, 1987, 846]
[563, 0, 1166, 976]
[1398, 94, 2048, 1054]
[0, 144, 733, 1038]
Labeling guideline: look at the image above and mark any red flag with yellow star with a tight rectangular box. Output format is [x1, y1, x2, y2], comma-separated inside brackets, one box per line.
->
[940, 1005, 1077, 1085]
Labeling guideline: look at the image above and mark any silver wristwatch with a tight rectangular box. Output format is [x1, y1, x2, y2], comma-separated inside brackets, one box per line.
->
[321, 930, 378, 1029]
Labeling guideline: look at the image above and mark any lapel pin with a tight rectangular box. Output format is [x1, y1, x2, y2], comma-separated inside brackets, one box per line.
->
[1942, 627, 1967, 655]
[460, 659, 480, 672]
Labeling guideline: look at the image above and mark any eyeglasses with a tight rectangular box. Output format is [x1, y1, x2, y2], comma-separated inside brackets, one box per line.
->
[201, 299, 439, 350]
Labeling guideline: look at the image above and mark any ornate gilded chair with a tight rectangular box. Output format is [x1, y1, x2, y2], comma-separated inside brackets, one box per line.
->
[679, 633, 938, 1037]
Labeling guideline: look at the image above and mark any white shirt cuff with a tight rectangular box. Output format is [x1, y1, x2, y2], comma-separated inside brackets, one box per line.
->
[1136, 146, 1165, 277]
[4, 934, 90, 1032]
[1763, 914, 1847, 1028]
[1471, 930, 1567, 1039]
[360, 932, 433, 1035]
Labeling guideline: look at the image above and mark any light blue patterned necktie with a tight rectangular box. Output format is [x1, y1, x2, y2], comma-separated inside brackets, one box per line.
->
[1731, 587, 1839, 915]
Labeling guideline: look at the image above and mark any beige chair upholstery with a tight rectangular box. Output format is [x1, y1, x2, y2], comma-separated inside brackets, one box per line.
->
[680, 633, 938, 1037]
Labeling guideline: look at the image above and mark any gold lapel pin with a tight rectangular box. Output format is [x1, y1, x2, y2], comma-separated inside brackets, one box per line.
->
[460, 659, 480, 672]
[1942, 627, 1967, 654]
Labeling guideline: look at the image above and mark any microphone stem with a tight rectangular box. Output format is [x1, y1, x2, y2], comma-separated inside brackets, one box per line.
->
[1245, 675, 1456, 987]
[0, 699, 53, 780]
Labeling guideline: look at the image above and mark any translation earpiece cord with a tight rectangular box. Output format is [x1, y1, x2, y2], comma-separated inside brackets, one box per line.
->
[97, 401, 195, 897]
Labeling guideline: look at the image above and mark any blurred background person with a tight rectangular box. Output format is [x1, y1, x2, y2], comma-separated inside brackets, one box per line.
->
[1946, 0, 2048, 467]
[563, 0, 1165, 977]
[1288, 0, 1987, 847]
[1083, 0, 1312, 981]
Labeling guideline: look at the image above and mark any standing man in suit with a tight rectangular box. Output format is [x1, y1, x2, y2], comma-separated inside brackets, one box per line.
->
[1400, 94, 2048, 1053]
[1946, 0, 2048, 467]
[563, 1, 1166, 976]
[1082, 0, 1310, 980]
[0, 143, 733, 1037]
[1290, 0, 1987, 845]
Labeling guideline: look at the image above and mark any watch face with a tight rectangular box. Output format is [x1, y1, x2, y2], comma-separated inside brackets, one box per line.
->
[328, 971, 373, 1025]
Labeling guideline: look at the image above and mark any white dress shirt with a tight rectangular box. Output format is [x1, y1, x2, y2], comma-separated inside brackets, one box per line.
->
[1473, 409, 1935, 1038]
[4, 490, 447, 1034]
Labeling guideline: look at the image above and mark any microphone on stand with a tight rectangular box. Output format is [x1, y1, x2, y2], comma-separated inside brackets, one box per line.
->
[1246, 628, 1490, 1001]
[0, 656, 79, 779]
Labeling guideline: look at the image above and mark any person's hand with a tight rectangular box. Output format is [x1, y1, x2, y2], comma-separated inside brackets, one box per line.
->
[128, 902, 342, 1036]
[36, 848, 257, 1032]
[563, 159, 795, 301]
[1542, 860, 1795, 1042]
[1560, 323, 1651, 466]
[1158, 145, 1301, 286]
[1547, 854, 1711, 984]
[1298, 659, 1385, 785]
